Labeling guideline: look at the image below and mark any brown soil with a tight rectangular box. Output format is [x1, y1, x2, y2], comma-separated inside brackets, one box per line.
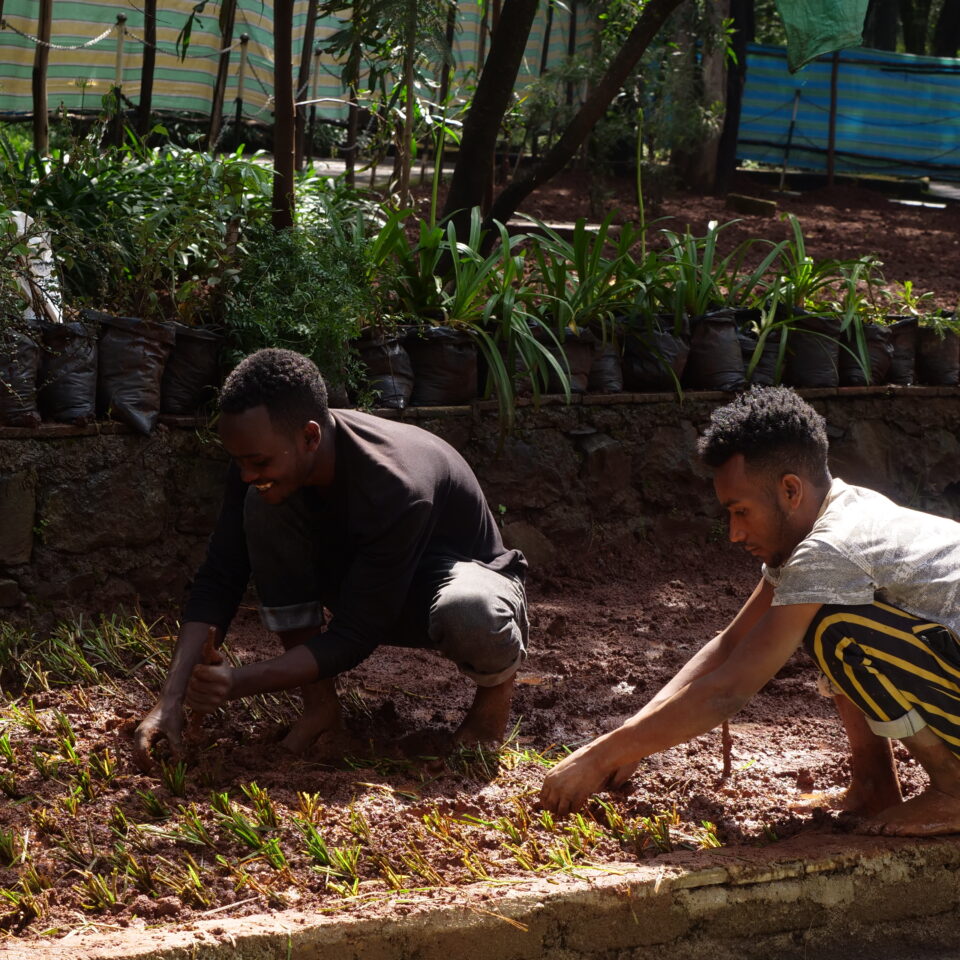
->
[423, 168, 960, 310]
[0, 540, 928, 948]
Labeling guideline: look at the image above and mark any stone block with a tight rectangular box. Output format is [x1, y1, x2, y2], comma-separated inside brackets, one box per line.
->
[42, 468, 167, 554]
[0, 471, 36, 566]
[578, 433, 631, 500]
[501, 521, 557, 571]
[0, 578, 22, 607]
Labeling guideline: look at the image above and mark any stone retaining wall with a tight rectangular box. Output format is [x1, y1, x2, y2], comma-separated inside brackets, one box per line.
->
[1, 386, 958, 621]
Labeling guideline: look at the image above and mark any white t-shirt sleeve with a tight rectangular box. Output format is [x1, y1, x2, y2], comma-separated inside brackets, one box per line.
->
[767, 539, 877, 607]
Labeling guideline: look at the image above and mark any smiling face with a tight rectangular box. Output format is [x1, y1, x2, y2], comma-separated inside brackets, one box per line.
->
[219, 405, 323, 504]
[713, 453, 812, 568]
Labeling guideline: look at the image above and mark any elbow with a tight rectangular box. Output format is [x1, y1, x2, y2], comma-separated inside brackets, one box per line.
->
[706, 688, 751, 722]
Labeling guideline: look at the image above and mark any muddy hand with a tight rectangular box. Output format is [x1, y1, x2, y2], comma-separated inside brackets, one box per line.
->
[132, 700, 186, 771]
[540, 745, 612, 817]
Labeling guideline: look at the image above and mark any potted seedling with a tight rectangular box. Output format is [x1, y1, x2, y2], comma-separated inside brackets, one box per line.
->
[916, 307, 960, 386]
[879, 281, 936, 386]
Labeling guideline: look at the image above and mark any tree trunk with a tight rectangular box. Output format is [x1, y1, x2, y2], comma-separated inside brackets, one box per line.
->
[715, 0, 751, 194]
[678, 0, 728, 193]
[862, 0, 899, 49]
[484, 0, 686, 236]
[207, 0, 238, 152]
[899, 0, 932, 53]
[933, 0, 960, 56]
[273, 0, 296, 230]
[294, 0, 320, 170]
[32, 0, 52, 154]
[137, 0, 158, 136]
[441, 0, 540, 232]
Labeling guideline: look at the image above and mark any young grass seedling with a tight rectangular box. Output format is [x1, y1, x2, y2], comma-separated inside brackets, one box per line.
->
[89, 748, 118, 783]
[10, 700, 48, 735]
[137, 789, 171, 820]
[176, 804, 217, 848]
[108, 806, 129, 838]
[296, 791, 324, 825]
[78, 870, 126, 911]
[210, 789, 234, 816]
[159, 759, 188, 797]
[30, 748, 60, 780]
[347, 802, 371, 843]
[0, 772, 20, 799]
[116, 849, 156, 895]
[241, 781, 279, 830]
[0, 732, 15, 764]
[0, 827, 23, 867]
[58, 786, 83, 817]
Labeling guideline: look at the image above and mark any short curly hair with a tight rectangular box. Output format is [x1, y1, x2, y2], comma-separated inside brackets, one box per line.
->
[698, 386, 830, 485]
[219, 348, 328, 433]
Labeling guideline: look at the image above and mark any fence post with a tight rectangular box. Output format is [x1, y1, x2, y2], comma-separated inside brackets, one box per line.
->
[294, 0, 319, 169]
[208, 0, 238, 152]
[109, 13, 127, 147]
[32, 0, 53, 154]
[307, 43, 321, 166]
[137, 0, 157, 136]
[234, 34, 249, 130]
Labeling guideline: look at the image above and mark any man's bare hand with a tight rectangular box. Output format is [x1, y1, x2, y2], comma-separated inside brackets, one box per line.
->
[540, 743, 617, 816]
[186, 663, 235, 715]
[132, 700, 186, 772]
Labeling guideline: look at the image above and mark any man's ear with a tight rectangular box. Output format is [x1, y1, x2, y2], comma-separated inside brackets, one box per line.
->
[303, 420, 322, 450]
[780, 473, 803, 509]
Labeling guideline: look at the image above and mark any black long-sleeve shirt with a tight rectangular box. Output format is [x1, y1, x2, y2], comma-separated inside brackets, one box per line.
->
[183, 410, 525, 676]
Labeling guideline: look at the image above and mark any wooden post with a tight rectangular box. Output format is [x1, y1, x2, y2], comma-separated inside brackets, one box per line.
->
[273, 0, 296, 230]
[207, 0, 238, 152]
[110, 14, 127, 147]
[32, 0, 53, 155]
[307, 44, 321, 166]
[539, 0, 554, 75]
[137, 0, 158, 136]
[234, 34, 249, 129]
[294, 0, 319, 170]
[827, 51, 839, 187]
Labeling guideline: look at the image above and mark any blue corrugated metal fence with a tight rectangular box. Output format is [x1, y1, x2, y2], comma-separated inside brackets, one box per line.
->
[739, 43, 960, 181]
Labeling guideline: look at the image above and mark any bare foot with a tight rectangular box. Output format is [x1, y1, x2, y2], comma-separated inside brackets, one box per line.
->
[860, 786, 960, 836]
[789, 779, 902, 818]
[280, 679, 342, 755]
[453, 675, 514, 748]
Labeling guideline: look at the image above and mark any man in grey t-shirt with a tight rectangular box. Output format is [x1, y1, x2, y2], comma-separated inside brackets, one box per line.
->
[541, 386, 960, 837]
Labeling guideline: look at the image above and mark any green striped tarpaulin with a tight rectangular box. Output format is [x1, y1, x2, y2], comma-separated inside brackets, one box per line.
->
[738, 42, 960, 181]
[0, 0, 590, 124]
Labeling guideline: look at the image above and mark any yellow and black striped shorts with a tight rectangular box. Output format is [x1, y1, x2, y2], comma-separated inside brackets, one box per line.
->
[803, 600, 960, 756]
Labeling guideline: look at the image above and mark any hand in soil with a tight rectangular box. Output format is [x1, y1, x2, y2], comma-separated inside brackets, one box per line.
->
[540, 742, 614, 816]
[132, 699, 187, 771]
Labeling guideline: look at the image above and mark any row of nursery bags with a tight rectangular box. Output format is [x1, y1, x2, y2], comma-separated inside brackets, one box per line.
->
[0, 311, 221, 433]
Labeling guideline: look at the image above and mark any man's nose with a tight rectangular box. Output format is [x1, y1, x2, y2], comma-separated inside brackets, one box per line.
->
[238, 464, 258, 484]
[728, 517, 746, 543]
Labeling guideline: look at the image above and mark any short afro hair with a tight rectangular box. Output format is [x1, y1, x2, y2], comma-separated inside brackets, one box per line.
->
[698, 386, 830, 486]
[219, 348, 328, 433]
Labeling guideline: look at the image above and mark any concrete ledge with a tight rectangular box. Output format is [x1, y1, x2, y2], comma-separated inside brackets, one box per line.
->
[25, 835, 960, 960]
[2, 385, 959, 439]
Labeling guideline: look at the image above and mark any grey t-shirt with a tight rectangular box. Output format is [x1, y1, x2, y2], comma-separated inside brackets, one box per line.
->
[763, 478, 960, 634]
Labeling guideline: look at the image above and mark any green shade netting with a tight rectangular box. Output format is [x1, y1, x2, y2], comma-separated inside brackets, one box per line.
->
[774, 0, 870, 71]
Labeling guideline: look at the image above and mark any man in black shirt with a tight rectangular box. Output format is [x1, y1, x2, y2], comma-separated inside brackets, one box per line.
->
[133, 349, 527, 767]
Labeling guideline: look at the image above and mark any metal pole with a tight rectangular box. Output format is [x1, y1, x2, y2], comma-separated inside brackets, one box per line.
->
[32, 0, 52, 154]
[234, 34, 249, 131]
[112, 14, 127, 146]
[779, 88, 800, 192]
[307, 44, 321, 166]
[827, 51, 839, 187]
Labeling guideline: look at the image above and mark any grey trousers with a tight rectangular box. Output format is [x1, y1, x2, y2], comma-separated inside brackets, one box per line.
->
[244, 487, 528, 687]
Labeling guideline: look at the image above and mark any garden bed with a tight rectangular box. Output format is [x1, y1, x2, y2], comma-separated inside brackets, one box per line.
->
[0, 538, 933, 952]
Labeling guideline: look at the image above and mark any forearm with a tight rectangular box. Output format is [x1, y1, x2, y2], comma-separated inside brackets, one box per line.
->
[229, 645, 321, 699]
[159, 622, 222, 704]
[583, 676, 742, 774]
